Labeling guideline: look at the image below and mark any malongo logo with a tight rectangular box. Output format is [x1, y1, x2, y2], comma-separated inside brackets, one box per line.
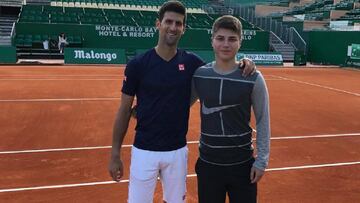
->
[74, 50, 117, 62]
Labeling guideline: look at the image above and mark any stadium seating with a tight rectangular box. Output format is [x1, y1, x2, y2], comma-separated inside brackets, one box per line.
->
[338, 8, 360, 22]
[17, 5, 258, 29]
[51, 0, 208, 10]
[14, 3, 265, 54]
[16, 6, 86, 49]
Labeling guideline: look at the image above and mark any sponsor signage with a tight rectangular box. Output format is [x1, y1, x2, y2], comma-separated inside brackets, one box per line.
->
[64, 48, 126, 64]
[345, 44, 360, 68]
[95, 25, 157, 38]
[350, 44, 360, 59]
[236, 52, 283, 65]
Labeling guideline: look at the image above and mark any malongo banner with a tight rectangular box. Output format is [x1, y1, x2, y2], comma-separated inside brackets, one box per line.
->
[64, 48, 126, 64]
[236, 52, 283, 66]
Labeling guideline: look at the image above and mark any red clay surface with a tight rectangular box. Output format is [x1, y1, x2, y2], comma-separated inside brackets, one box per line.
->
[0, 65, 359, 202]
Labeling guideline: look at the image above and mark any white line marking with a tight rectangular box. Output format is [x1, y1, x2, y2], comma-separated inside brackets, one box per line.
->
[265, 79, 285, 81]
[269, 75, 360, 97]
[0, 133, 359, 155]
[0, 161, 359, 193]
[0, 146, 111, 154]
[0, 144, 131, 155]
[269, 133, 360, 140]
[0, 98, 120, 102]
[0, 181, 118, 193]
[266, 161, 360, 171]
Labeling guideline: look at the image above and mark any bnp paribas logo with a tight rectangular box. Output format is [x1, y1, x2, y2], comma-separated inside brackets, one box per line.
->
[74, 50, 117, 62]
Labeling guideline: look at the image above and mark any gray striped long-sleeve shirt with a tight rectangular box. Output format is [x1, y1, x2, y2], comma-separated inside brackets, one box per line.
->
[192, 62, 270, 170]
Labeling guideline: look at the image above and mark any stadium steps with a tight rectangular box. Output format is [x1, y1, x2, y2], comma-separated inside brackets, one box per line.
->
[0, 17, 16, 36]
[269, 31, 295, 62]
[0, 37, 12, 46]
[271, 43, 295, 62]
[235, 6, 299, 62]
[0, 16, 17, 46]
[0, 0, 23, 7]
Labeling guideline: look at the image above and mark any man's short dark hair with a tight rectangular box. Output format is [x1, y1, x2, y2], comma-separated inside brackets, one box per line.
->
[158, 0, 187, 24]
[212, 15, 242, 40]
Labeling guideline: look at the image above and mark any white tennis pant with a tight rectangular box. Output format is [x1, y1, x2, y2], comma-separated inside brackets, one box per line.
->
[128, 146, 188, 203]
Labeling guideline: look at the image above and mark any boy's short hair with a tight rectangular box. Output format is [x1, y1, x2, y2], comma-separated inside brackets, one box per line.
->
[212, 15, 242, 40]
[158, 0, 187, 24]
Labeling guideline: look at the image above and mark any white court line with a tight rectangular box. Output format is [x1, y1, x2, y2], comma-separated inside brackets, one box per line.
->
[266, 161, 360, 171]
[264, 79, 285, 81]
[0, 181, 118, 193]
[269, 75, 360, 97]
[270, 133, 360, 140]
[1, 133, 359, 155]
[0, 98, 120, 102]
[0, 161, 359, 193]
[0, 146, 112, 154]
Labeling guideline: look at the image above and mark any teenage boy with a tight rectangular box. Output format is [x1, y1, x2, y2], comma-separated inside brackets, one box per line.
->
[192, 15, 270, 203]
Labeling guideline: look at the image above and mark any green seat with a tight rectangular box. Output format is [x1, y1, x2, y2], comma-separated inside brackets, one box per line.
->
[42, 35, 49, 41]
[32, 35, 42, 43]
[15, 35, 25, 47]
[73, 36, 82, 46]
[23, 38, 32, 47]
[24, 15, 35, 22]
[67, 36, 74, 44]
[32, 35, 43, 48]
[80, 17, 92, 24]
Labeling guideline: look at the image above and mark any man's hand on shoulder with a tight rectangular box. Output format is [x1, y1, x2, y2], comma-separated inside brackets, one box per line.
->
[239, 58, 256, 77]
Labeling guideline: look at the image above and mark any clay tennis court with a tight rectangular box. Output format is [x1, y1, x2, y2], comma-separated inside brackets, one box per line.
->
[0, 65, 359, 202]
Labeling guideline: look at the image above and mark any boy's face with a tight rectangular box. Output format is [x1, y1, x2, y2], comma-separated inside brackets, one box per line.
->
[156, 11, 185, 47]
[212, 28, 241, 62]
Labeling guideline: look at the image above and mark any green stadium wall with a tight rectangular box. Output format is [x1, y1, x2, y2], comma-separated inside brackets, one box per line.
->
[15, 22, 269, 52]
[0, 46, 17, 63]
[308, 31, 360, 65]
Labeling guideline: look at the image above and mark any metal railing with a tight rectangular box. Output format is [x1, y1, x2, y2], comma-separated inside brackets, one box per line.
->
[201, 3, 307, 54]
[10, 22, 16, 38]
[234, 6, 305, 48]
[289, 27, 306, 54]
[269, 31, 284, 44]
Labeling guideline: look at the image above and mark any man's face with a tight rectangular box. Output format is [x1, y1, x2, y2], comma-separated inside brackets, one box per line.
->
[156, 11, 185, 47]
[212, 28, 241, 62]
